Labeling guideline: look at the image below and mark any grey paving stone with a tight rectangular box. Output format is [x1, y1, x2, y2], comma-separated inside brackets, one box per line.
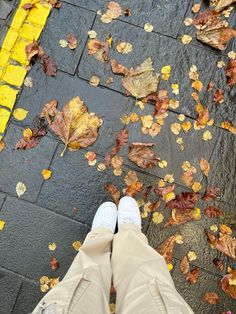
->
[0, 192, 6, 209]
[178, 0, 236, 55]
[119, 104, 218, 188]
[146, 187, 236, 276]
[37, 144, 157, 230]
[14, 63, 134, 155]
[78, 16, 218, 117]
[12, 279, 43, 314]
[171, 259, 236, 314]
[0, 123, 57, 202]
[40, 2, 95, 74]
[0, 268, 22, 314]
[65, 0, 189, 38]
[208, 128, 236, 205]
[0, 196, 89, 280]
[203, 59, 236, 126]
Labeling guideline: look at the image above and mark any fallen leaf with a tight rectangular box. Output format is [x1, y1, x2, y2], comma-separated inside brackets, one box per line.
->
[155, 184, 175, 202]
[72, 240, 81, 251]
[144, 23, 153, 32]
[196, 20, 236, 50]
[25, 40, 44, 61]
[170, 123, 181, 135]
[16, 116, 47, 150]
[180, 256, 190, 274]
[225, 59, 236, 87]
[213, 89, 224, 103]
[111, 129, 128, 155]
[181, 34, 192, 45]
[192, 79, 203, 92]
[50, 256, 59, 270]
[207, 232, 236, 259]
[220, 224, 232, 235]
[16, 182, 26, 197]
[228, 50, 236, 59]
[192, 3, 201, 13]
[221, 270, 236, 299]
[181, 170, 194, 187]
[202, 130, 212, 141]
[48, 242, 57, 251]
[88, 38, 109, 62]
[193, 10, 220, 29]
[156, 234, 182, 264]
[13, 108, 28, 121]
[0, 220, 5, 231]
[128, 143, 160, 169]
[121, 58, 160, 98]
[217, 60, 226, 68]
[203, 292, 220, 304]
[40, 99, 58, 124]
[188, 250, 197, 261]
[204, 205, 224, 218]
[101, 1, 122, 23]
[202, 186, 220, 200]
[110, 59, 129, 75]
[116, 41, 133, 54]
[184, 18, 193, 26]
[182, 121, 192, 132]
[59, 39, 68, 48]
[147, 92, 169, 117]
[41, 54, 57, 77]
[215, 0, 236, 11]
[41, 169, 52, 180]
[200, 158, 210, 176]
[186, 268, 200, 284]
[213, 257, 224, 272]
[0, 141, 5, 153]
[124, 8, 131, 16]
[89, 75, 100, 86]
[22, 3, 34, 10]
[152, 212, 164, 224]
[47, 97, 102, 156]
[172, 83, 179, 95]
[221, 121, 236, 135]
[88, 30, 97, 39]
[111, 155, 123, 176]
[67, 33, 77, 50]
[24, 76, 33, 88]
[104, 183, 120, 205]
[85, 151, 97, 166]
[124, 170, 143, 197]
[167, 192, 198, 211]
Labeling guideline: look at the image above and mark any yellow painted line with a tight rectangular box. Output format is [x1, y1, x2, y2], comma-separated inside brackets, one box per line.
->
[0, 0, 52, 137]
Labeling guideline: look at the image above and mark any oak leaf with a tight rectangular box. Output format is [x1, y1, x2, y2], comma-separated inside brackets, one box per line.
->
[110, 59, 129, 75]
[47, 97, 102, 156]
[167, 192, 198, 211]
[111, 129, 128, 155]
[128, 143, 160, 169]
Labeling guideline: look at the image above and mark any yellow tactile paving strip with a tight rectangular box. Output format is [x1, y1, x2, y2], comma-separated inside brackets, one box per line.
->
[0, 0, 52, 139]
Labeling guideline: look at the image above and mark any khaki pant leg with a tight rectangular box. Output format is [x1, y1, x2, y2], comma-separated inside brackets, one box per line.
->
[32, 228, 113, 314]
[112, 224, 194, 314]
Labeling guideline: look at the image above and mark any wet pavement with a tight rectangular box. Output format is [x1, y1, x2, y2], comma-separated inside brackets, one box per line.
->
[0, 0, 236, 313]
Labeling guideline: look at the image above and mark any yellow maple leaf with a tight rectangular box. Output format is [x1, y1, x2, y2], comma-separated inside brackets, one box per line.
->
[41, 169, 52, 180]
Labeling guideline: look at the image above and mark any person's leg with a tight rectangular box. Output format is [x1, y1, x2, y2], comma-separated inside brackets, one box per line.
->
[32, 201, 117, 314]
[112, 196, 194, 314]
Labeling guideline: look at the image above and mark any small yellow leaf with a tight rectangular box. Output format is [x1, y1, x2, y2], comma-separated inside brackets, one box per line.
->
[144, 23, 153, 32]
[59, 39, 68, 48]
[178, 114, 185, 121]
[169, 99, 180, 109]
[152, 212, 164, 224]
[88, 30, 97, 39]
[158, 160, 168, 168]
[13, 108, 28, 121]
[192, 207, 201, 220]
[140, 115, 153, 128]
[192, 80, 203, 92]
[48, 242, 57, 251]
[89, 75, 100, 86]
[41, 169, 52, 180]
[167, 263, 173, 271]
[170, 123, 181, 135]
[164, 191, 175, 202]
[161, 65, 171, 80]
[97, 163, 106, 171]
[72, 240, 81, 251]
[171, 83, 179, 95]
[192, 3, 201, 13]
[181, 34, 192, 45]
[210, 224, 218, 232]
[182, 121, 192, 132]
[202, 130, 213, 141]
[129, 112, 139, 122]
[16, 181, 26, 197]
[228, 51, 236, 59]
[0, 220, 5, 230]
[188, 250, 197, 261]
[23, 128, 33, 141]
[116, 42, 133, 54]
[141, 209, 149, 218]
[184, 18, 193, 26]
[164, 174, 174, 183]
[192, 182, 202, 192]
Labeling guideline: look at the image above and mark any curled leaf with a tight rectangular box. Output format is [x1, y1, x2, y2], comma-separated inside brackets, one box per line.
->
[156, 234, 182, 264]
[186, 268, 200, 284]
[128, 143, 160, 169]
[225, 59, 236, 87]
[88, 38, 109, 63]
[221, 270, 236, 299]
[207, 232, 236, 259]
[67, 33, 77, 50]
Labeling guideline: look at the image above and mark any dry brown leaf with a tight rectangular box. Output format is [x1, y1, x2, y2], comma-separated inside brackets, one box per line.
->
[67, 33, 77, 50]
[111, 129, 128, 155]
[196, 20, 236, 50]
[50, 256, 59, 270]
[124, 170, 143, 197]
[128, 143, 160, 169]
[215, 0, 236, 11]
[221, 270, 236, 299]
[207, 232, 236, 259]
[186, 268, 200, 284]
[213, 89, 224, 103]
[221, 121, 236, 134]
[104, 183, 120, 205]
[47, 96, 102, 156]
[101, 1, 122, 23]
[156, 234, 182, 264]
[193, 10, 220, 28]
[202, 186, 220, 200]
[181, 170, 194, 187]
[225, 59, 236, 87]
[200, 158, 210, 176]
[110, 59, 129, 75]
[180, 256, 190, 275]
[0, 141, 5, 153]
[196, 103, 209, 126]
[203, 292, 220, 304]
[40, 99, 58, 124]
[41, 54, 57, 77]
[88, 39, 109, 62]
[167, 192, 198, 211]
[213, 258, 224, 272]
[204, 205, 224, 218]
[16, 116, 47, 150]
[147, 92, 169, 117]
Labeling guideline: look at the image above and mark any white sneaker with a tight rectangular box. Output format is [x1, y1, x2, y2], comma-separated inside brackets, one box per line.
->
[91, 201, 117, 233]
[118, 196, 141, 229]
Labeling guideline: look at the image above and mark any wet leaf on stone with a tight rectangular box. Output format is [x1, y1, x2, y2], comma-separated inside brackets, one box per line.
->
[225, 59, 236, 87]
[213, 89, 224, 103]
[67, 33, 77, 50]
[88, 39, 109, 62]
[50, 256, 59, 270]
[180, 256, 190, 275]
[204, 205, 224, 218]
[207, 232, 236, 259]
[215, 0, 236, 11]
[186, 268, 200, 284]
[156, 234, 182, 264]
[203, 292, 220, 304]
[16, 182, 26, 198]
[128, 143, 160, 169]
[202, 186, 220, 201]
[221, 269, 236, 299]
[199, 158, 210, 176]
[104, 183, 120, 205]
[111, 129, 128, 155]
[213, 257, 224, 272]
[0, 141, 5, 153]
[101, 1, 122, 23]
[124, 170, 143, 197]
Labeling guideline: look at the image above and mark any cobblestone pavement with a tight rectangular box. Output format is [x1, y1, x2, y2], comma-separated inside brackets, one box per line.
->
[0, 0, 236, 313]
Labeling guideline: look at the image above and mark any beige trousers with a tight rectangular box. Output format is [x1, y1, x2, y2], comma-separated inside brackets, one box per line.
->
[33, 225, 194, 314]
